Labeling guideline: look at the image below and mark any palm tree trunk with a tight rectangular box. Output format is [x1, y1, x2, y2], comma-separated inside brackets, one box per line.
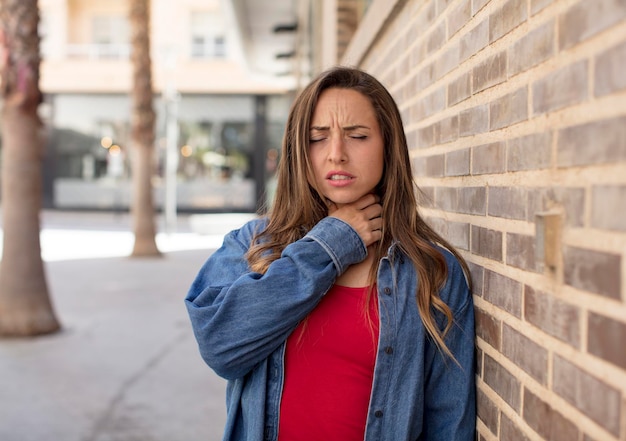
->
[129, 0, 160, 257]
[0, 0, 60, 336]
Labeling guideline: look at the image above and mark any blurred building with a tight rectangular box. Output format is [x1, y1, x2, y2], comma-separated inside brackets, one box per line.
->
[39, 0, 301, 212]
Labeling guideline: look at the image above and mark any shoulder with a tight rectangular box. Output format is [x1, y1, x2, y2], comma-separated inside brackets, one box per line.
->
[225, 217, 268, 245]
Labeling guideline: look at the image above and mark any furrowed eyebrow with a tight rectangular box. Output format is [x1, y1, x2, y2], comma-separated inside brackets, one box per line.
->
[309, 125, 370, 131]
[344, 125, 370, 131]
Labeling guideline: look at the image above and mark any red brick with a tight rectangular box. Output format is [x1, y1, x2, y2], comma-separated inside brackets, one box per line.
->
[592, 185, 626, 232]
[458, 186, 488, 215]
[435, 115, 459, 144]
[417, 186, 435, 208]
[436, 186, 487, 215]
[468, 261, 484, 296]
[488, 186, 527, 220]
[563, 246, 621, 299]
[558, 0, 626, 50]
[526, 187, 585, 227]
[406, 129, 419, 152]
[484, 270, 522, 317]
[425, 154, 445, 177]
[426, 21, 447, 56]
[472, 141, 506, 175]
[553, 355, 622, 436]
[445, 148, 470, 176]
[413, 87, 446, 120]
[449, 0, 471, 37]
[471, 225, 503, 261]
[412, 1, 436, 35]
[500, 413, 531, 441]
[523, 388, 580, 441]
[413, 157, 427, 177]
[477, 387, 499, 435]
[405, 35, 426, 65]
[531, 0, 553, 15]
[476, 345, 483, 377]
[427, 217, 470, 250]
[532, 60, 588, 114]
[506, 233, 540, 273]
[490, 87, 528, 130]
[507, 132, 552, 171]
[400, 107, 410, 126]
[508, 20, 555, 76]
[447, 221, 471, 251]
[588, 312, 626, 370]
[417, 123, 437, 148]
[489, 0, 527, 42]
[503, 324, 548, 384]
[435, 44, 460, 79]
[475, 307, 501, 349]
[484, 354, 521, 412]
[448, 72, 471, 105]
[557, 116, 626, 167]
[472, 0, 490, 15]
[460, 19, 489, 61]
[473, 51, 507, 93]
[525, 286, 580, 347]
[459, 104, 489, 136]
[436, 0, 455, 14]
[595, 40, 626, 96]
[435, 186, 457, 212]
[417, 62, 436, 89]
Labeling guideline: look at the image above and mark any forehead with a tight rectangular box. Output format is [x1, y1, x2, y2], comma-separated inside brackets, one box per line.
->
[311, 88, 376, 122]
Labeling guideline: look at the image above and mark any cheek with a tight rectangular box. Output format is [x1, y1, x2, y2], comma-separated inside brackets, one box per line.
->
[372, 148, 385, 178]
[310, 152, 326, 177]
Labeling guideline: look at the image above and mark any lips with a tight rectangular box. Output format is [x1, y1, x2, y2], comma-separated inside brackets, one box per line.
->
[326, 171, 354, 180]
[325, 171, 355, 187]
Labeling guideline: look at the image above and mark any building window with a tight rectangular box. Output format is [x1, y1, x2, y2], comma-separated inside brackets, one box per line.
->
[91, 15, 130, 58]
[190, 11, 227, 59]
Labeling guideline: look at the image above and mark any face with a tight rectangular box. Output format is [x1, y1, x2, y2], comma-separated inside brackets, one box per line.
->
[308, 88, 384, 208]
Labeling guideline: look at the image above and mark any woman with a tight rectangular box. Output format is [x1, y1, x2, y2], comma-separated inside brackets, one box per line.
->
[185, 66, 476, 440]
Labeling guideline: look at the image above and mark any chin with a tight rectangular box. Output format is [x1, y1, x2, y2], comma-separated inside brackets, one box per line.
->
[326, 195, 363, 206]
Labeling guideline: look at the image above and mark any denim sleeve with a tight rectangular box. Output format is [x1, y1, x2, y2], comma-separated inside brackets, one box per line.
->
[185, 217, 366, 380]
[421, 253, 476, 440]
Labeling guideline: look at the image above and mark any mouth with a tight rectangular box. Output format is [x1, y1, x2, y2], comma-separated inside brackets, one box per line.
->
[326, 171, 355, 181]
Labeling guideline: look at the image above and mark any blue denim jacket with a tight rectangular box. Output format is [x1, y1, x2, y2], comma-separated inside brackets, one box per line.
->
[185, 216, 476, 441]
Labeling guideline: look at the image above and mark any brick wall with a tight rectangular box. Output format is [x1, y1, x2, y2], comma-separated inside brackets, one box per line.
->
[337, 0, 360, 61]
[347, 0, 626, 439]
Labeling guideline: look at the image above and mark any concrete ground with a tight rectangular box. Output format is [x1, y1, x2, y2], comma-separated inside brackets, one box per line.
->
[0, 210, 255, 441]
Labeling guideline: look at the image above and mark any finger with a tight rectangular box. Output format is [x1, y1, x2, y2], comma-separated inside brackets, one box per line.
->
[363, 227, 383, 247]
[362, 203, 382, 220]
[355, 193, 379, 210]
[370, 217, 383, 232]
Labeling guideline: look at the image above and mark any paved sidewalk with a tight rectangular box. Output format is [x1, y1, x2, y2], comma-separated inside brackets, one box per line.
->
[0, 211, 255, 441]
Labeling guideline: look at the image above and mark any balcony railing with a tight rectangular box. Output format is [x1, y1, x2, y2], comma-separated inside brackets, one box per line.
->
[190, 41, 227, 59]
[65, 44, 131, 60]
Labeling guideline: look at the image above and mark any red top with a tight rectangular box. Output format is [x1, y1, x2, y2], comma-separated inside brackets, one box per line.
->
[277, 284, 379, 440]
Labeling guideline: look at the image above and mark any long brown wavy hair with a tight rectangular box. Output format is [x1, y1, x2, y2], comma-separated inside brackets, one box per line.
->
[246, 66, 470, 357]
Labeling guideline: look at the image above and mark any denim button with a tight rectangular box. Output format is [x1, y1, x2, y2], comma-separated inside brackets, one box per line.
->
[385, 346, 393, 354]
[374, 410, 383, 418]
[383, 287, 391, 295]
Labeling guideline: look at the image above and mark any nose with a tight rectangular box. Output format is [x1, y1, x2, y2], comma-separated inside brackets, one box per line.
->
[328, 136, 347, 163]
